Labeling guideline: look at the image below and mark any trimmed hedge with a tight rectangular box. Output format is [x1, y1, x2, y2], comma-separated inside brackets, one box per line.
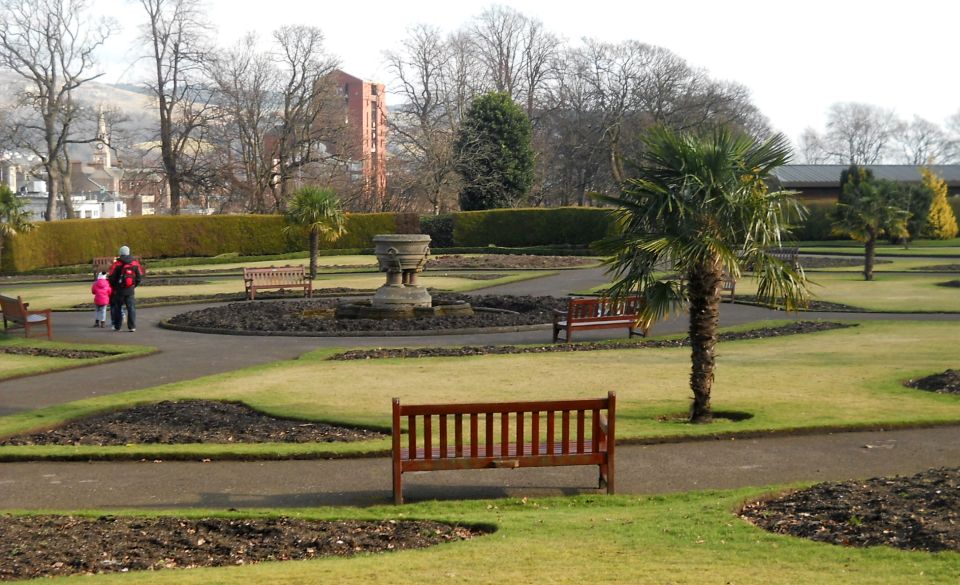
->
[1, 208, 616, 273]
[2, 213, 399, 273]
[452, 207, 614, 247]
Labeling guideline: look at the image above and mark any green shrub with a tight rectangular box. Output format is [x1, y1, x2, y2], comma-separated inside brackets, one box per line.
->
[452, 207, 614, 247]
[420, 214, 455, 247]
[795, 199, 836, 241]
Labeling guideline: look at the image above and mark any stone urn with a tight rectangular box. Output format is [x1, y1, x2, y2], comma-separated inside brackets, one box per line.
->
[371, 234, 432, 309]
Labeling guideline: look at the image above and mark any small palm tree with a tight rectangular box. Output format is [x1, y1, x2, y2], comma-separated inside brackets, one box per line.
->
[595, 126, 809, 423]
[0, 185, 34, 272]
[283, 187, 347, 278]
[831, 167, 910, 281]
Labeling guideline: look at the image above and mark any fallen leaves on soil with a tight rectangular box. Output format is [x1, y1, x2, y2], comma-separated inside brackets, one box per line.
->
[0, 515, 485, 581]
[741, 467, 960, 552]
[0, 400, 384, 446]
[904, 369, 960, 394]
[330, 322, 854, 360]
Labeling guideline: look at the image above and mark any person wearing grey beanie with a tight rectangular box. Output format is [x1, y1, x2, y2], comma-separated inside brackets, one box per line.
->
[108, 246, 143, 332]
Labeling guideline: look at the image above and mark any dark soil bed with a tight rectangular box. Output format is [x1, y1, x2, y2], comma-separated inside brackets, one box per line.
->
[428, 254, 595, 269]
[733, 294, 864, 312]
[166, 293, 568, 333]
[740, 467, 960, 552]
[0, 400, 385, 446]
[330, 321, 854, 360]
[799, 256, 892, 269]
[904, 369, 960, 394]
[911, 264, 960, 272]
[936, 279, 960, 288]
[0, 346, 118, 359]
[0, 515, 485, 581]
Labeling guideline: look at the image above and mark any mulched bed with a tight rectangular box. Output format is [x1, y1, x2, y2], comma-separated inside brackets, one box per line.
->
[733, 295, 864, 312]
[0, 515, 486, 581]
[0, 346, 118, 359]
[904, 369, 960, 394]
[911, 264, 960, 272]
[0, 400, 384, 446]
[72, 287, 368, 310]
[330, 321, 854, 360]
[166, 294, 568, 333]
[799, 256, 892, 269]
[428, 254, 595, 269]
[740, 467, 960, 552]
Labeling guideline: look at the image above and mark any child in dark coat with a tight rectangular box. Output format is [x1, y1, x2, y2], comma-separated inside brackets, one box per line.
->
[91, 272, 112, 328]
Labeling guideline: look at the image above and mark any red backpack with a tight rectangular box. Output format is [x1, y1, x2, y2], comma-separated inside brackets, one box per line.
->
[116, 262, 141, 289]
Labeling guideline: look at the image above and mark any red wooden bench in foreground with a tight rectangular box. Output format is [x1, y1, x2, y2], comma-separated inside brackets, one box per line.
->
[391, 392, 616, 504]
[552, 296, 649, 342]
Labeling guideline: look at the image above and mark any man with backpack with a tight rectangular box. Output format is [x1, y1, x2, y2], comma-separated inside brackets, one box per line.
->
[108, 245, 143, 332]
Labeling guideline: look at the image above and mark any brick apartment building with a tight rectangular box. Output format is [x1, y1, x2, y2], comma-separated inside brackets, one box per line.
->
[333, 70, 387, 211]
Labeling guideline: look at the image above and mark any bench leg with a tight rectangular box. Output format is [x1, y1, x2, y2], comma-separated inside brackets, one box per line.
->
[393, 459, 403, 505]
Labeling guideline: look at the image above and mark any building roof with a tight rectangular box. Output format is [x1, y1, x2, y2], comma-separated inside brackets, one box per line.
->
[772, 165, 960, 187]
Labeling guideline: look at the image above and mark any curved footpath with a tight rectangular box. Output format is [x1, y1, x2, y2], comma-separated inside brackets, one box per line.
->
[1, 266, 959, 508]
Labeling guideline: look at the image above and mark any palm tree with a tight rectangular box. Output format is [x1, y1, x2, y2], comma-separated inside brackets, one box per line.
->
[831, 167, 909, 281]
[594, 127, 809, 423]
[283, 187, 347, 278]
[0, 185, 34, 272]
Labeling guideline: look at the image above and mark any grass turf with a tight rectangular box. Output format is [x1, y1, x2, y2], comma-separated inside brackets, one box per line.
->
[0, 336, 156, 382]
[734, 273, 960, 312]
[1, 320, 957, 460]
[0, 271, 555, 310]
[3, 489, 957, 584]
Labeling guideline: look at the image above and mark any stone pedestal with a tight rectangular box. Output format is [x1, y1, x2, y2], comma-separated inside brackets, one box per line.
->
[372, 234, 432, 309]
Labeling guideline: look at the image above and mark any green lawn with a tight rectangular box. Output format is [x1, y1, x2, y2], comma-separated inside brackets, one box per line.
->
[809, 256, 960, 273]
[735, 273, 960, 312]
[0, 336, 155, 381]
[800, 238, 960, 258]
[2, 320, 957, 460]
[0, 271, 554, 310]
[5, 490, 957, 584]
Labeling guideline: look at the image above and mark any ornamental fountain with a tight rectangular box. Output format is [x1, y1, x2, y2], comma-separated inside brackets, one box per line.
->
[334, 234, 473, 319]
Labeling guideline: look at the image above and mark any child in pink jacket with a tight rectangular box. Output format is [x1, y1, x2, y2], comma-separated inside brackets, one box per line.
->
[91, 272, 112, 328]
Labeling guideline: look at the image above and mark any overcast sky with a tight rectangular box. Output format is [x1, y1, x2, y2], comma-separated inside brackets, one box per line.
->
[99, 0, 958, 146]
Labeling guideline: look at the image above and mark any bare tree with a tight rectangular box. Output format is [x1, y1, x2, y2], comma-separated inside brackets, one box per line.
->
[0, 0, 114, 220]
[384, 24, 463, 214]
[270, 25, 341, 210]
[469, 5, 526, 97]
[209, 34, 281, 213]
[896, 115, 954, 164]
[797, 127, 829, 163]
[139, 0, 217, 215]
[822, 102, 903, 165]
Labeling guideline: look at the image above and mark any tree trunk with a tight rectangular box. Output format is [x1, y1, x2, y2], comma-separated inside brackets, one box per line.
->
[864, 231, 876, 281]
[44, 162, 58, 221]
[686, 262, 722, 423]
[309, 228, 319, 278]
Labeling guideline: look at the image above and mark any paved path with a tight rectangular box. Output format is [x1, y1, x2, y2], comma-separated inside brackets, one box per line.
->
[2, 266, 959, 509]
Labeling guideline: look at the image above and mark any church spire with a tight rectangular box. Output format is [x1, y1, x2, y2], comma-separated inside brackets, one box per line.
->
[93, 107, 111, 168]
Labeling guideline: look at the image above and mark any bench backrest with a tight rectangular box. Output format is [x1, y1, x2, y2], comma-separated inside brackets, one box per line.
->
[0, 294, 25, 318]
[568, 296, 642, 321]
[93, 256, 145, 276]
[243, 266, 307, 284]
[393, 392, 615, 461]
[768, 247, 800, 267]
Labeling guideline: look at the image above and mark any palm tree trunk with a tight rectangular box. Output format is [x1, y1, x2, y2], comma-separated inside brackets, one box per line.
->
[686, 262, 722, 423]
[864, 230, 876, 281]
[309, 228, 319, 279]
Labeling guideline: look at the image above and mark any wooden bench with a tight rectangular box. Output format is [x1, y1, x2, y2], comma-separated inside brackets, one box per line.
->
[242, 265, 312, 300]
[93, 256, 145, 277]
[0, 295, 52, 339]
[552, 296, 649, 342]
[721, 271, 736, 303]
[768, 247, 800, 270]
[392, 392, 616, 504]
